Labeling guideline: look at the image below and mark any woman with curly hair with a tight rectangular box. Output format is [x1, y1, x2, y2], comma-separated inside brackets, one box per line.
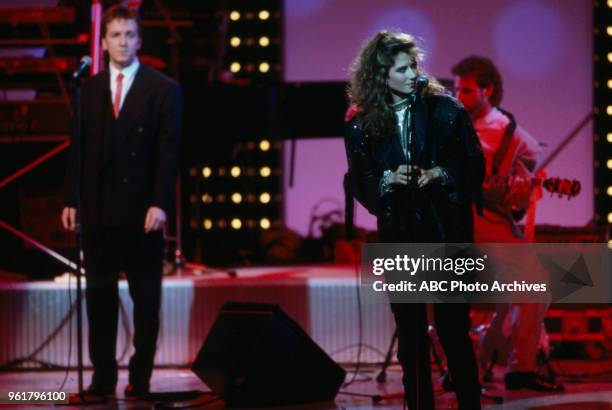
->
[344, 31, 485, 409]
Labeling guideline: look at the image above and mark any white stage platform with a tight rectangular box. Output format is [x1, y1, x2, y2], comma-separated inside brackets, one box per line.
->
[0, 265, 396, 369]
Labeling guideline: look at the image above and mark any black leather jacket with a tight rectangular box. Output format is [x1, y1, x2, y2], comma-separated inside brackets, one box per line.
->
[344, 93, 485, 242]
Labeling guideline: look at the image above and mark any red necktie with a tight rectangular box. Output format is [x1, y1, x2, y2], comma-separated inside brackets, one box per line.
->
[113, 72, 124, 118]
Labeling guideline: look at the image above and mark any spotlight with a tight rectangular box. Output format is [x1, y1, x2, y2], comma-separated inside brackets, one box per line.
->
[609, 52, 612, 63]
[608, 133, 612, 142]
[231, 218, 242, 229]
[259, 192, 271, 203]
[230, 166, 241, 177]
[608, 186, 612, 196]
[260, 218, 271, 229]
[260, 166, 271, 177]
[230, 10, 240, 21]
[231, 192, 243, 203]
[607, 159, 612, 168]
[259, 139, 271, 151]
[259, 36, 270, 47]
[608, 213, 612, 223]
[608, 79, 612, 89]
[607, 26, 612, 36]
[202, 166, 212, 178]
[201, 194, 213, 204]
[608, 105, 612, 116]
[230, 62, 241, 73]
[258, 10, 270, 20]
[259, 62, 270, 73]
[203, 219, 213, 230]
[230, 36, 241, 47]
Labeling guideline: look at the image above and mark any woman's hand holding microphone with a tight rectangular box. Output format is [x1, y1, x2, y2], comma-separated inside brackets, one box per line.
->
[388, 165, 444, 188]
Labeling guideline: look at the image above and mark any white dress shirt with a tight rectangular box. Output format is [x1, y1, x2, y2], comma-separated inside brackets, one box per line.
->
[109, 58, 140, 114]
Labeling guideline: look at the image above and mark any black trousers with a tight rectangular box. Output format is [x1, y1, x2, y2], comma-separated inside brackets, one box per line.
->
[390, 303, 481, 410]
[82, 226, 163, 387]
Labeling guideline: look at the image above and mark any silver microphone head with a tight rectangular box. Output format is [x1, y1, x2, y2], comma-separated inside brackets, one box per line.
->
[72, 56, 92, 79]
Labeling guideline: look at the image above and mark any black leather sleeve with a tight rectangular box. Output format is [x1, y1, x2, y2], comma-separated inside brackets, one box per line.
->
[344, 118, 381, 216]
[439, 106, 485, 213]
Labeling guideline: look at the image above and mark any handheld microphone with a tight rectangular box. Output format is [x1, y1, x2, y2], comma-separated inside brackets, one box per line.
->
[72, 56, 92, 80]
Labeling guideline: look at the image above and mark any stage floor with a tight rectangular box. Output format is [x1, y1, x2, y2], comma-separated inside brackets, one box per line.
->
[0, 265, 611, 409]
[0, 264, 397, 368]
[0, 361, 611, 409]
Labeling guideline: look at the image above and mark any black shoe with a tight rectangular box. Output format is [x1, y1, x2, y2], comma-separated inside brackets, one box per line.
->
[124, 383, 150, 399]
[83, 383, 116, 397]
[504, 372, 564, 392]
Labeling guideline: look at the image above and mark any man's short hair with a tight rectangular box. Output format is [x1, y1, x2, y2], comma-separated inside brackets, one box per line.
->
[451, 56, 503, 107]
[101, 4, 142, 38]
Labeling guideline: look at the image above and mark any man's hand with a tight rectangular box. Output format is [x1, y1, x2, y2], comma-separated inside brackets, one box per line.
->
[144, 206, 167, 233]
[61, 207, 76, 231]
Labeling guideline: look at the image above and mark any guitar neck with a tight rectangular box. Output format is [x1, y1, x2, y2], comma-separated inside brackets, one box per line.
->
[486, 174, 580, 199]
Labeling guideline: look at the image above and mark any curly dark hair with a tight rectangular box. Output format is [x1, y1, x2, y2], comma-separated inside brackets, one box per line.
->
[347, 31, 444, 141]
[451, 55, 503, 107]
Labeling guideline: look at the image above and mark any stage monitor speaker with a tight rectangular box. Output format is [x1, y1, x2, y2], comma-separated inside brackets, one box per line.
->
[191, 302, 346, 407]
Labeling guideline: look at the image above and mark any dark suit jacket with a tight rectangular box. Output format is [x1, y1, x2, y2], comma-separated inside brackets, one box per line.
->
[344, 93, 484, 242]
[64, 64, 183, 228]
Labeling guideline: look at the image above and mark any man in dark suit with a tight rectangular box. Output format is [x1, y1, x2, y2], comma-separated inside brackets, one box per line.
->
[61, 5, 182, 398]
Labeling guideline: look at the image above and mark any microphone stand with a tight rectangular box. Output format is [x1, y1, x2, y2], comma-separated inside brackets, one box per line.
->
[407, 93, 419, 189]
[366, 90, 424, 407]
[66, 74, 106, 406]
[407, 92, 422, 410]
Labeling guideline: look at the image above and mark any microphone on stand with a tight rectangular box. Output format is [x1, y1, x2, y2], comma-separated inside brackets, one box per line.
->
[409, 75, 429, 105]
[72, 56, 92, 80]
[407, 75, 429, 186]
[415, 75, 429, 90]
